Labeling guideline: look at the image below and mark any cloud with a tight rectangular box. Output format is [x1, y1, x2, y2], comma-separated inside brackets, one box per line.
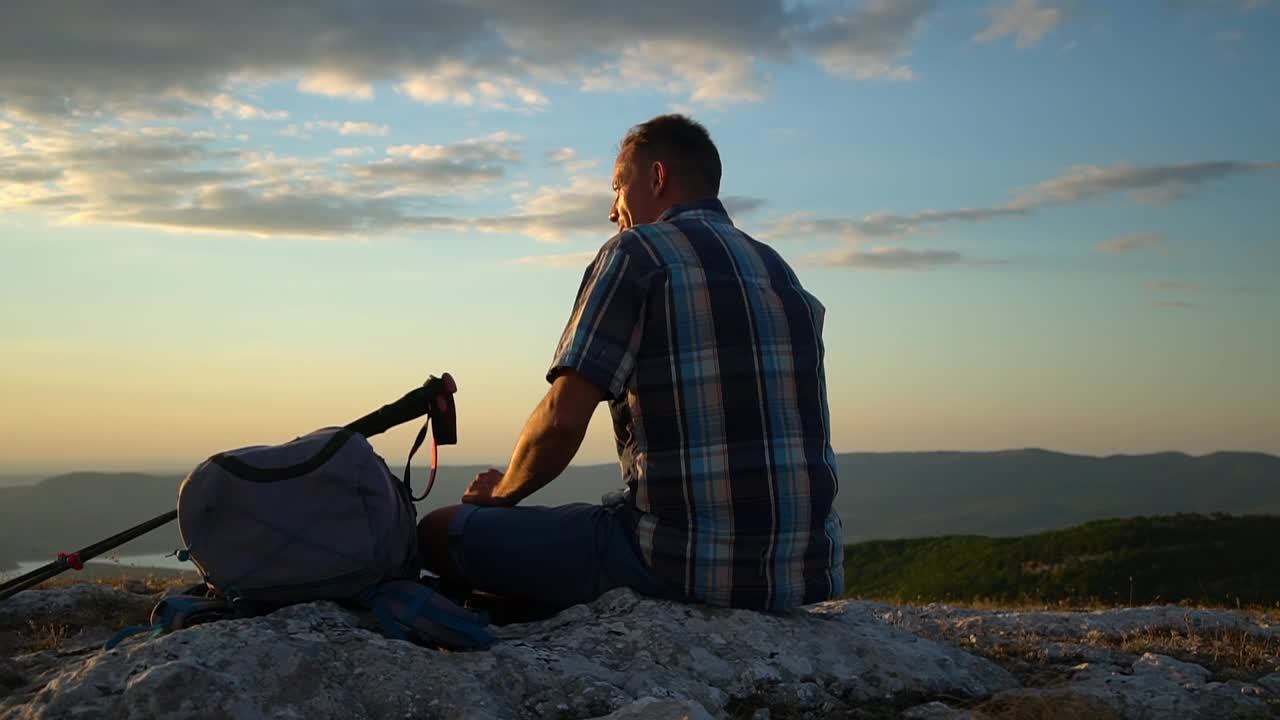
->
[1, 117, 768, 243]
[1165, 0, 1271, 11]
[200, 93, 288, 121]
[1145, 280, 1206, 292]
[471, 176, 613, 242]
[1097, 232, 1165, 254]
[763, 205, 1029, 243]
[546, 147, 597, 174]
[297, 71, 375, 101]
[974, 0, 1066, 48]
[1011, 161, 1280, 207]
[758, 160, 1274, 251]
[722, 196, 768, 217]
[348, 132, 522, 192]
[398, 63, 550, 111]
[0, 124, 523, 238]
[1153, 299, 1197, 308]
[513, 251, 599, 268]
[801, 0, 936, 81]
[0, 1, 944, 121]
[547, 148, 578, 166]
[467, 179, 767, 244]
[814, 247, 966, 271]
[579, 41, 770, 107]
[310, 121, 390, 137]
[755, 159, 1276, 270]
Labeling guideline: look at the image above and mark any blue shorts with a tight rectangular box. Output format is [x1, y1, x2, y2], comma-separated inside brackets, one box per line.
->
[447, 502, 682, 609]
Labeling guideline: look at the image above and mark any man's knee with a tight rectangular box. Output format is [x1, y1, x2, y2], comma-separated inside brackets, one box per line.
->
[417, 504, 467, 581]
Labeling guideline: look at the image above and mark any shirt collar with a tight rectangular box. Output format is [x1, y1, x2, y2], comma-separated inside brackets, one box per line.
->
[657, 197, 732, 225]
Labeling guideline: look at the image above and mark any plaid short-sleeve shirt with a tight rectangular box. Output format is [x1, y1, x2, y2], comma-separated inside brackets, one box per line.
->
[549, 198, 843, 610]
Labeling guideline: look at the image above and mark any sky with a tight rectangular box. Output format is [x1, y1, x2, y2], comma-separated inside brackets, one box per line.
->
[1, 0, 1278, 474]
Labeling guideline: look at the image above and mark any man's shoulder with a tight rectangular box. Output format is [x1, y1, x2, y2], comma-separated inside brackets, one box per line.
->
[597, 227, 665, 267]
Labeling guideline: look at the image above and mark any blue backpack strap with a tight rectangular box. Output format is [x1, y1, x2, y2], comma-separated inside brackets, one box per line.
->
[103, 594, 240, 651]
[103, 623, 161, 650]
[358, 580, 495, 650]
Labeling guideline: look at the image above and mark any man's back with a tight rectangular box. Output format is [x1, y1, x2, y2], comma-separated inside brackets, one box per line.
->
[551, 198, 844, 609]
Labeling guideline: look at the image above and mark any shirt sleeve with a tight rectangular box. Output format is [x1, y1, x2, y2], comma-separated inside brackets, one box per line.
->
[547, 240, 648, 400]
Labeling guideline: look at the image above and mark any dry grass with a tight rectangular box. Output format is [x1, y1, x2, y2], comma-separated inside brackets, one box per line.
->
[956, 622, 1278, 688]
[15, 621, 72, 654]
[21, 566, 198, 594]
[1107, 626, 1278, 680]
[867, 594, 1280, 616]
[4, 574, 197, 656]
[970, 690, 1122, 720]
[50, 573, 197, 595]
[864, 596, 1280, 688]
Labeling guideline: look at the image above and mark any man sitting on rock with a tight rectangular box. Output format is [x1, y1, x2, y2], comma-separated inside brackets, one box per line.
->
[417, 114, 843, 612]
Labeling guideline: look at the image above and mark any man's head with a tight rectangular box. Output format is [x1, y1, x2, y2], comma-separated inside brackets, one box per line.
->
[610, 114, 721, 232]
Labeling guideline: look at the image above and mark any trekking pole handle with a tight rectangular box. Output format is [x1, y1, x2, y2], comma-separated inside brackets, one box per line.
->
[345, 373, 457, 442]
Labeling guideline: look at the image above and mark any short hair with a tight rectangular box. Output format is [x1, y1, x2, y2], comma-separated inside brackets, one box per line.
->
[618, 114, 721, 195]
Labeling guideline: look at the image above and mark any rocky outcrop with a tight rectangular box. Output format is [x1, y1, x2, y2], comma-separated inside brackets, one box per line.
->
[1, 586, 1276, 719]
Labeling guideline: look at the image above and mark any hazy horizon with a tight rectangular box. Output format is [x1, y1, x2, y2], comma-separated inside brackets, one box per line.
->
[3, 2, 1278, 471]
[4, 444, 1276, 483]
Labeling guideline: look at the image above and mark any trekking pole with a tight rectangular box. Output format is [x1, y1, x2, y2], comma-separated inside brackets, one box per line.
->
[0, 511, 181, 601]
[0, 373, 457, 602]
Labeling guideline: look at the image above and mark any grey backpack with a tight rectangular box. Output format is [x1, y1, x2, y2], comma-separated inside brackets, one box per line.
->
[107, 427, 493, 650]
[178, 427, 418, 603]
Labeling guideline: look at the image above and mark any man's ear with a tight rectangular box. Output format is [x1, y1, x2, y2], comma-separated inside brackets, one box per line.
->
[650, 160, 667, 197]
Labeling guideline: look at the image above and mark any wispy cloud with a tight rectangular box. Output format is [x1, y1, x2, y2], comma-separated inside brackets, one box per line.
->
[444, 176, 610, 243]
[764, 206, 1029, 244]
[278, 121, 390, 138]
[399, 64, 551, 111]
[1011, 161, 1279, 207]
[799, 0, 936, 81]
[513, 251, 599, 268]
[771, 160, 1278, 245]
[808, 247, 967, 271]
[311, 121, 390, 137]
[1146, 280, 1207, 292]
[297, 71, 375, 101]
[1166, 0, 1272, 12]
[545, 147, 597, 174]
[1097, 232, 1165, 254]
[348, 133, 522, 194]
[0, 116, 769, 243]
[202, 93, 289, 121]
[0, 124, 525, 238]
[762, 159, 1277, 271]
[975, 0, 1068, 49]
[1145, 280, 1207, 308]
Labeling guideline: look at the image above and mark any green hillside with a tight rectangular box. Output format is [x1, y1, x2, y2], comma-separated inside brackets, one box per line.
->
[842, 513, 1280, 606]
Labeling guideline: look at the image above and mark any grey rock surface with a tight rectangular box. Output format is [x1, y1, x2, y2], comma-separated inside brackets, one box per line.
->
[1, 587, 1276, 719]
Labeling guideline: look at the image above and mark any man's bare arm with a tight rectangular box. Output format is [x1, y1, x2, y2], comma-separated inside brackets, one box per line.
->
[464, 370, 605, 506]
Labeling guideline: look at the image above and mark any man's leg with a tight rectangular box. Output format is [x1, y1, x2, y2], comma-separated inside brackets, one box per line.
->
[416, 502, 677, 612]
[417, 505, 471, 590]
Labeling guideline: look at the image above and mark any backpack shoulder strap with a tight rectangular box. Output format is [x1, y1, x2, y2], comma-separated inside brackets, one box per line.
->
[103, 592, 245, 650]
[357, 579, 495, 650]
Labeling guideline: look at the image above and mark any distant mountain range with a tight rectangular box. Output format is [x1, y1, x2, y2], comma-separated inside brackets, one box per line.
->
[2, 449, 1277, 571]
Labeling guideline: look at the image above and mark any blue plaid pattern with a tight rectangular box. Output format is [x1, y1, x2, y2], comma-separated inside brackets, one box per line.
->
[549, 198, 843, 609]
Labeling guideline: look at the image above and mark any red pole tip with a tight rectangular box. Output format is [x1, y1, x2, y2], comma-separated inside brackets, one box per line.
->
[58, 552, 84, 571]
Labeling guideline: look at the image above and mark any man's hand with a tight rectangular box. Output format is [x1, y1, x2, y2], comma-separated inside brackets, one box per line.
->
[462, 468, 516, 506]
